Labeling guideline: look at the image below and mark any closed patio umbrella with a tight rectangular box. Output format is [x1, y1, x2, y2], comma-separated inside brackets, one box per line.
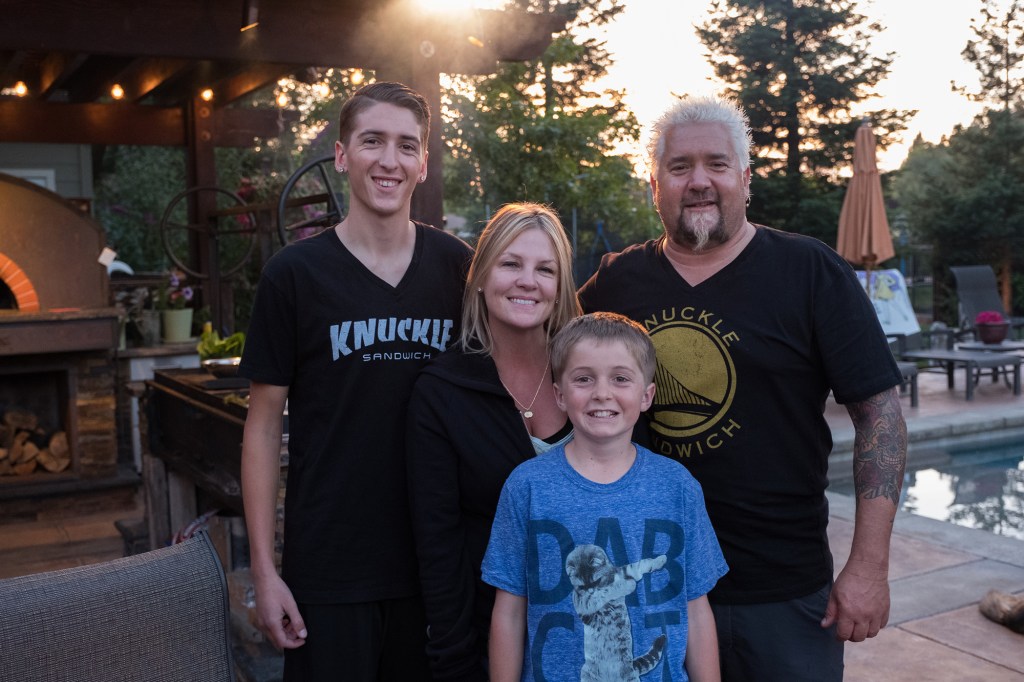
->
[836, 122, 895, 294]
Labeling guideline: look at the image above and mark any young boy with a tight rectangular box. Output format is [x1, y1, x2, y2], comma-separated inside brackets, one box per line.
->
[482, 312, 728, 682]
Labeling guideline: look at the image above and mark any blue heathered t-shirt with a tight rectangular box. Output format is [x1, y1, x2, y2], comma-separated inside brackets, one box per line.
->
[482, 444, 728, 682]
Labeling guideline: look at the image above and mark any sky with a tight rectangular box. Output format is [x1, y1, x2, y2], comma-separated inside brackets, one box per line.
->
[433, 0, 994, 172]
[595, 0, 989, 172]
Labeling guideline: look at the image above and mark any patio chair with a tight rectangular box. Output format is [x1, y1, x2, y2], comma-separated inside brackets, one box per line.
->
[0, 529, 235, 682]
[889, 329, 1021, 401]
[895, 360, 920, 408]
[950, 265, 1024, 337]
[886, 337, 920, 408]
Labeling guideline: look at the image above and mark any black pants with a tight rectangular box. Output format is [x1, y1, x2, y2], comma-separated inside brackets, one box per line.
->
[283, 596, 431, 682]
[713, 583, 844, 682]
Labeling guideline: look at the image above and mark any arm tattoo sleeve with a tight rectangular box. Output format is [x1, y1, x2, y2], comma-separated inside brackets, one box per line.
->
[846, 387, 908, 505]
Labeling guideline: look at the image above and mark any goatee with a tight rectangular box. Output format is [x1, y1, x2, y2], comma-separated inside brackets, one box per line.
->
[675, 207, 727, 253]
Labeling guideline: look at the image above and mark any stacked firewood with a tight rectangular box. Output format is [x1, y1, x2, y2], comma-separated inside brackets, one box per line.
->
[0, 408, 70, 476]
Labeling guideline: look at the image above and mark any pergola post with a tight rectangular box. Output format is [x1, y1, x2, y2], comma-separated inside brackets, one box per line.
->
[185, 95, 231, 333]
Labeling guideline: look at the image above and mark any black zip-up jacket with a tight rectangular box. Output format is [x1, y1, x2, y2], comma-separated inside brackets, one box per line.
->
[406, 347, 540, 681]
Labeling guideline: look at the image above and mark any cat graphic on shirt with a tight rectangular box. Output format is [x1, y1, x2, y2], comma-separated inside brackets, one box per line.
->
[565, 544, 668, 681]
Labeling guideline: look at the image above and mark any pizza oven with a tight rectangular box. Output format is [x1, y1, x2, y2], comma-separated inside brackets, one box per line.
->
[0, 172, 121, 501]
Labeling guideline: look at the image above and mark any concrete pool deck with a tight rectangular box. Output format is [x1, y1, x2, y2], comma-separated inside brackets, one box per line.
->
[825, 370, 1024, 680]
[2, 369, 1021, 679]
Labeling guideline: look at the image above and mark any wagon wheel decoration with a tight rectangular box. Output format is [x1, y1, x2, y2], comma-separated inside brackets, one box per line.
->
[276, 154, 346, 246]
[159, 186, 257, 279]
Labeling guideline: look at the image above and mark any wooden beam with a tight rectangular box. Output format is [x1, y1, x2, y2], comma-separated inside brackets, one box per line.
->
[215, 106, 297, 146]
[38, 53, 79, 97]
[0, 100, 185, 145]
[2, 0, 371, 66]
[185, 95, 223, 328]
[214, 63, 296, 105]
[0, 100, 291, 146]
[2, 1, 565, 72]
[59, 54, 137, 102]
[111, 57, 191, 102]
[0, 51, 28, 87]
[378, 45, 445, 229]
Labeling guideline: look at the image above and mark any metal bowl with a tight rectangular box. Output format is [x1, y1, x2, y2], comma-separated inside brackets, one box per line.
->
[202, 357, 241, 378]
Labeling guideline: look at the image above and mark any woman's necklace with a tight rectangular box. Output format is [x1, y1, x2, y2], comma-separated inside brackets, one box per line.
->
[499, 358, 550, 419]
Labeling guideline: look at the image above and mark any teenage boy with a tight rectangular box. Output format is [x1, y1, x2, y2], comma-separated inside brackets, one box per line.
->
[483, 312, 728, 682]
[239, 81, 472, 681]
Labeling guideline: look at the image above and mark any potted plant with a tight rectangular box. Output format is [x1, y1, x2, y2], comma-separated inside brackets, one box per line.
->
[154, 269, 195, 343]
[114, 286, 151, 348]
[975, 310, 1009, 345]
[197, 322, 246, 377]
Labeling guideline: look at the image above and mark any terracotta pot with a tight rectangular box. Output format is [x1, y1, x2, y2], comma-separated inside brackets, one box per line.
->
[976, 322, 1009, 345]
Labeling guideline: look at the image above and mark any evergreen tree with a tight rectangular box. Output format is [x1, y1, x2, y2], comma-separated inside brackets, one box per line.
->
[951, 0, 1024, 308]
[696, 0, 914, 231]
[955, 0, 1024, 110]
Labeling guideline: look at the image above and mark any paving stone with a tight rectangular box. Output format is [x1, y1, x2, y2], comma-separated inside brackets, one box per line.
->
[902, 600, 1024, 674]
[844, 626, 1024, 682]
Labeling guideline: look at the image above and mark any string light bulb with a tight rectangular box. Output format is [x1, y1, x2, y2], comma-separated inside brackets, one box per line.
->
[350, 69, 365, 85]
[200, 88, 215, 102]
[276, 91, 288, 107]
[110, 84, 125, 100]
[14, 81, 28, 97]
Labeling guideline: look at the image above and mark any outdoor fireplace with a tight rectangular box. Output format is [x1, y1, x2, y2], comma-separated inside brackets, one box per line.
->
[0, 354, 116, 482]
[0, 172, 121, 502]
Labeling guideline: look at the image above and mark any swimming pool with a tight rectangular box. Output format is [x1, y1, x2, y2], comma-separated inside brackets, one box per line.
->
[832, 438, 1024, 540]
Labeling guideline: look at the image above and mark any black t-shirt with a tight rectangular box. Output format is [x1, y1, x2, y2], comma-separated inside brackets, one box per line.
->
[579, 226, 901, 604]
[240, 224, 472, 603]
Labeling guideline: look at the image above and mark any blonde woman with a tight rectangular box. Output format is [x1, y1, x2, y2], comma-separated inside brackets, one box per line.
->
[407, 203, 582, 680]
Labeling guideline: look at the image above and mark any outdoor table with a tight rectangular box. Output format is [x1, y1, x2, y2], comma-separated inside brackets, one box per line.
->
[957, 340, 1024, 389]
[958, 340, 1024, 353]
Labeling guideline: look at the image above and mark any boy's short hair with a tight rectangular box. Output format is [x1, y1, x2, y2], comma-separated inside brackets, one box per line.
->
[550, 312, 657, 383]
[337, 81, 430, 147]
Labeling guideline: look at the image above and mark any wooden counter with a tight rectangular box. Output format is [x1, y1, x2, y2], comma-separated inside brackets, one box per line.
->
[143, 368, 287, 562]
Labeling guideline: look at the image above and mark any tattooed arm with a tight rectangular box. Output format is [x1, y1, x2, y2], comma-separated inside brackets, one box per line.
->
[822, 386, 907, 642]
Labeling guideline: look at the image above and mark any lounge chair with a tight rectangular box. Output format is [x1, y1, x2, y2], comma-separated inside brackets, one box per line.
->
[889, 330, 1021, 401]
[0, 530, 235, 682]
[950, 265, 1024, 337]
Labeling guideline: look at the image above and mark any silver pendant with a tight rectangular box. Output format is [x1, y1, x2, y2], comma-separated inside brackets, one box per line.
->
[522, 410, 534, 419]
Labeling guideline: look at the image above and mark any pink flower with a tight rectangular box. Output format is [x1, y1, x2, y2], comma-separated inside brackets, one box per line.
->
[975, 310, 1005, 324]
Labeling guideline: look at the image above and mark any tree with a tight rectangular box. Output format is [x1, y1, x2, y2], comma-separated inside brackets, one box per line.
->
[955, 0, 1024, 111]
[953, 0, 1024, 309]
[697, 0, 914, 231]
[893, 111, 1024, 323]
[441, 0, 662, 264]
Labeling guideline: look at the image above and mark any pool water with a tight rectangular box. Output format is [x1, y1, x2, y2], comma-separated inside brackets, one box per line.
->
[832, 439, 1024, 540]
